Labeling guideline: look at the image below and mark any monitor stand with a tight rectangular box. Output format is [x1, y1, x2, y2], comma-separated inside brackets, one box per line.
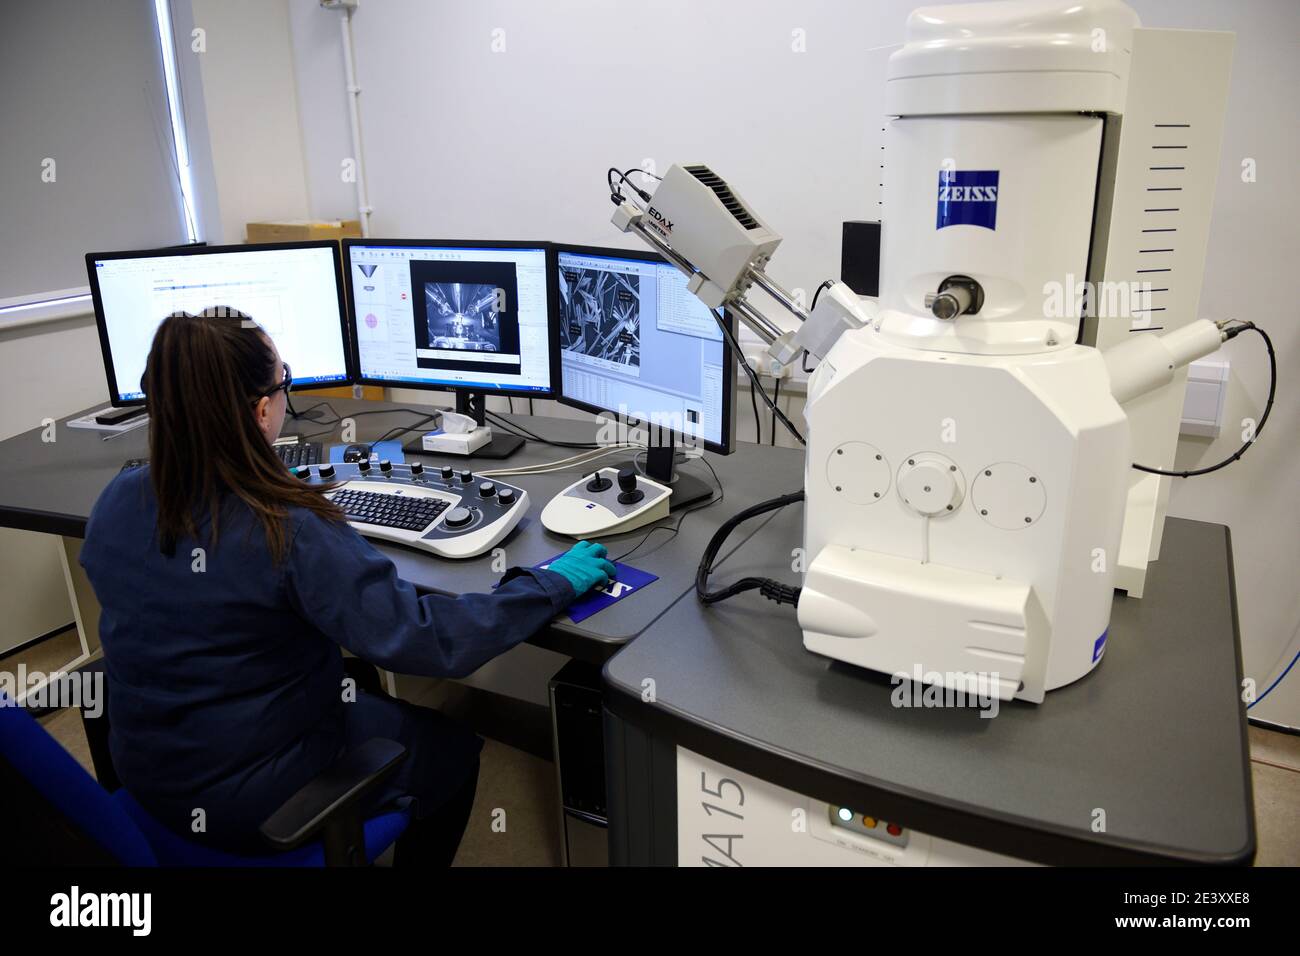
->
[633, 432, 714, 511]
[401, 391, 525, 460]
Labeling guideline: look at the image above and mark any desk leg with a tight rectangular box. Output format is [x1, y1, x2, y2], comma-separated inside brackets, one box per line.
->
[12, 536, 103, 707]
[56, 537, 100, 662]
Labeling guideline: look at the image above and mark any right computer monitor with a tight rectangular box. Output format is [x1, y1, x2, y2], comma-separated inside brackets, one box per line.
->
[554, 244, 735, 456]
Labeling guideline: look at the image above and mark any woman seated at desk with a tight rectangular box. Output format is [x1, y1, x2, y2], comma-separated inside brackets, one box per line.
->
[79, 307, 614, 865]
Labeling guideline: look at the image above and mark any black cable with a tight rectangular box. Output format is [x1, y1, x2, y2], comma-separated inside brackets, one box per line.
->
[483, 410, 599, 449]
[750, 376, 761, 444]
[624, 166, 663, 184]
[810, 279, 833, 311]
[299, 405, 450, 443]
[607, 167, 650, 205]
[770, 379, 780, 446]
[374, 414, 441, 444]
[696, 489, 804, 606]
[795, 281, 836, 375]
[713, 308, 806, 445]
[611, 457, 725, 563]
[1133, 322, 1275, 477]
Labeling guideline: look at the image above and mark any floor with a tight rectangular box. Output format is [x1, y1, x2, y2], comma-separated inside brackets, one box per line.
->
[10, 630, 1299, 866]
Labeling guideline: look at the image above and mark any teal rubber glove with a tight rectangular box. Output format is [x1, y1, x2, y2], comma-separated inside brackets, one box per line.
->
[547, 540, 617, 596]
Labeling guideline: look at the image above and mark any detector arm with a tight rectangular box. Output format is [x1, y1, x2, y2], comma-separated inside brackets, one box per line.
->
[1103, 318, 1229, 404]
[609, 163, 869, 366]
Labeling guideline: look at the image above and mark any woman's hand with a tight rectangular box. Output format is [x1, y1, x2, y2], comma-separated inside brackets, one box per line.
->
[546, 540, 618, 595]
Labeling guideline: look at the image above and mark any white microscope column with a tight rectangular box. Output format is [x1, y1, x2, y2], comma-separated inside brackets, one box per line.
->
[799, 0, 1146, 701]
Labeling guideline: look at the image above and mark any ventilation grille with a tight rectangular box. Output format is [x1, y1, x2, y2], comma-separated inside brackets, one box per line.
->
[685, 165, 759, 230]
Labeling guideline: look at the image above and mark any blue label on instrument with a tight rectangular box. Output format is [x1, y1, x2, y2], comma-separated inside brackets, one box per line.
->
[1093, 629, 1108, 663]
[936, 170, 1000, 230]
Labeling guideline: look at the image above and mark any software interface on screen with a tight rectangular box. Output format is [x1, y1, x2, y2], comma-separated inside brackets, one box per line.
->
[348, 243, 552, 394]
[91, 246, 348, 402]
[557, 250, 727, 447]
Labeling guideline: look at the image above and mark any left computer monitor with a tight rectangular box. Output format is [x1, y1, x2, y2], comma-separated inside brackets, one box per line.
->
[86, 241, 350, 406]
[343, 239, 557, 398]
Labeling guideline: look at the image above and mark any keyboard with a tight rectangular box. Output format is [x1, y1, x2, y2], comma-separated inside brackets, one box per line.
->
[276, 442, 323, 467]
[292, 460, 529, 559]
[331, 487, 451, 532]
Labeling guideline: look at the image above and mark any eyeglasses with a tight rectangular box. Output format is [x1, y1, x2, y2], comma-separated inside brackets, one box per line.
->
[260, 362, 292, 399]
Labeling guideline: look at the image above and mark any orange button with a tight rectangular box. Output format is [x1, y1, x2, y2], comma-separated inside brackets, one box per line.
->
[862, 816, 877, 829]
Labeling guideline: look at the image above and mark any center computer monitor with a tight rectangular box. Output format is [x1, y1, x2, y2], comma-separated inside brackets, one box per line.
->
[553, 244, 736, 504]
[86, 241, 350, 406]
[343, 239, 557, 402]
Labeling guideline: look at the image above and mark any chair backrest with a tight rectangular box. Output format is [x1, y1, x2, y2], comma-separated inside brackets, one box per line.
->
[0, 693, 155, 865]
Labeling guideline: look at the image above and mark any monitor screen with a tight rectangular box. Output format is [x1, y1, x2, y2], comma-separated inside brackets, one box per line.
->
[346, 240, 555, 396]
[87, 242, 349, 404]
[555, 246, 733, 452]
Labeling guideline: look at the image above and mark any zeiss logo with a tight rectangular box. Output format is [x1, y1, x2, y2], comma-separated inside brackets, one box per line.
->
[936, 170, 1000, 230]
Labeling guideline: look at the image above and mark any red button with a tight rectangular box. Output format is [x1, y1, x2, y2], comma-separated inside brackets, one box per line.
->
[886, 823, 902, 836]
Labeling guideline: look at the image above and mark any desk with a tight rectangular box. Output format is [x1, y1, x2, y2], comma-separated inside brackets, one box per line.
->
[0, 398, 801, 664]
[603, 507, 1256, 866]
[0, 399, 1255, 865]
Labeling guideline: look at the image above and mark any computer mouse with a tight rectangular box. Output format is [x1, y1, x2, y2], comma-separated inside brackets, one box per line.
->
[342, 443, 372, 463]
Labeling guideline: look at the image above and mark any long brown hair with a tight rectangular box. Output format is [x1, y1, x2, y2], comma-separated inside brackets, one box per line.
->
[143, 307, 341, 561]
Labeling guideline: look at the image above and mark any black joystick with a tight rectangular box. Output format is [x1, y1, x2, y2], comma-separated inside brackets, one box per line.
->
[379, 459, 393, 475]
[585, 470, 613, 493]
[318, 464, 336, 480]
[409, 462, 424, 477]
[616, 467, 644, 505]
[357, 459, 371, 474]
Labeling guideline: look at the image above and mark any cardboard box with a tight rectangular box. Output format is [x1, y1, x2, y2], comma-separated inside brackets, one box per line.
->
[300, 384, 385, 401]
[245, 219, 361, 244]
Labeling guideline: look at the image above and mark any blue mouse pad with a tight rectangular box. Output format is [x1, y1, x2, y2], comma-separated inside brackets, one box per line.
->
[534, 555, 658, 624]
[328, 440, 405, 465]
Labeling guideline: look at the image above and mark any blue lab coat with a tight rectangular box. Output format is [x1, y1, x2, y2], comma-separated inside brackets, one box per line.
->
[79, 465, 574, 851]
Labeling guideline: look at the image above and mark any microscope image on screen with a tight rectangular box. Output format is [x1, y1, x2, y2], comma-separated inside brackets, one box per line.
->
[559, 266, 641, 372]
[407, 258, 520, 361]
[423, 283, 501, 352]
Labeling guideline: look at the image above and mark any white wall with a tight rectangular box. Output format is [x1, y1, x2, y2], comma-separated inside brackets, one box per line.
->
[0, 312, 107, 651]
[279, 0, 1298, 722]
[191, 0, 312, 242]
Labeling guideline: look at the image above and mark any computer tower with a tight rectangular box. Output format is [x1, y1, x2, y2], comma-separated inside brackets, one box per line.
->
[548, 659, 608, 866]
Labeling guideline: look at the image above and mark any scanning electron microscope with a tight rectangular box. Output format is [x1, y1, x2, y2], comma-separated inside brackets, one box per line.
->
[609, 0, 1252, 702]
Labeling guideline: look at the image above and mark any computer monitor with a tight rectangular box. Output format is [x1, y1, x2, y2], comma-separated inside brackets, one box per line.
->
[343, 239, 557, 408]
[553, 244, 736, 504]
[86, 241, 350, 406]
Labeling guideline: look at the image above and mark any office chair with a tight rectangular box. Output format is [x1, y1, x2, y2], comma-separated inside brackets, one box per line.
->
[0, 690, 410, 867]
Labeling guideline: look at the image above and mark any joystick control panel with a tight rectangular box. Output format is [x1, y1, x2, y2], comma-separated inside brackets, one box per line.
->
[541, 466, 670, 538]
